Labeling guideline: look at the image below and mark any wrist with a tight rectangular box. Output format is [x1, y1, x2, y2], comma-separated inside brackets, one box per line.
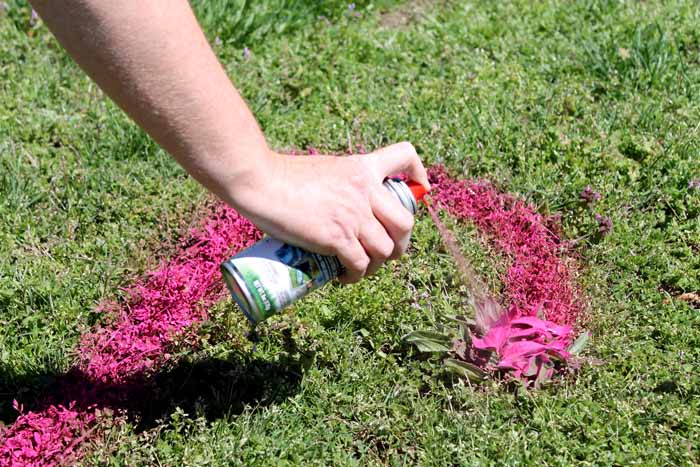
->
[219, 147, 280, 214]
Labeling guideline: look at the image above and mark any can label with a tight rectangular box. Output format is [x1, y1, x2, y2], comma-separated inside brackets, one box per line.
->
[223, 237, 342, 322]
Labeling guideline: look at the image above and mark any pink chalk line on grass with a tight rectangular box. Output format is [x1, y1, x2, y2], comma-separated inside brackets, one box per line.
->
[428, 166, 584, 380]
[0, 165, 584, 465]
[0, 204, 261, 466]
[428, 166, 582, 327]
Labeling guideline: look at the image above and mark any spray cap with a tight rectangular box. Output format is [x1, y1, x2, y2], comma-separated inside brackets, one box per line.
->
[407, 180, 428, 202]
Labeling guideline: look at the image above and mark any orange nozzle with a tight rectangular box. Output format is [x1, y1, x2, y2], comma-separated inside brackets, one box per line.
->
[407, 180, 428, 203]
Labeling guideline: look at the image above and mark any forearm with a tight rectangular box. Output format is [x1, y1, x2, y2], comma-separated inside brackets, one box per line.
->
[29, 0, 270, 207]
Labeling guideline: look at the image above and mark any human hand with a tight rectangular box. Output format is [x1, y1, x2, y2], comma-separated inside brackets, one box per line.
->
[229, 142, 430, 284]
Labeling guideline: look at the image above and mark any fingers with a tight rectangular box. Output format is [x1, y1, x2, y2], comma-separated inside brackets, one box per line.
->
[335, 238, 369, 285]
[334, 142, 426, 284]
[337, 217, 395, 284]
[358, 217, 395, 276]
[366, 142, 431, 191]
[371, 187, 414, 259]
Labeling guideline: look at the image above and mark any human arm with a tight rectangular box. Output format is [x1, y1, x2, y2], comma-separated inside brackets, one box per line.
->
[28, 0, 430, 282]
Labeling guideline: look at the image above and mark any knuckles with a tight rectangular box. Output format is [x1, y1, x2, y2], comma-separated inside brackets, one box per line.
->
[321, 220, 353, 253]
[376, 238, 394, 262]
[345, 159, 373, 192]
[351, 255, 370, 274]
[396, 141, 418, 157]
[395, 210, 415, 236]
[389, 237, 409, 260]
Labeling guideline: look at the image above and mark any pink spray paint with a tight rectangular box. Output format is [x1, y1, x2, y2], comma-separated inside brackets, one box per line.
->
[0, 204, 261, 466]
[427, 166, 584, 380]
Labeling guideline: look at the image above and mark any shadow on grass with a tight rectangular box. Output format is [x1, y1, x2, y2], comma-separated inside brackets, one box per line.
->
[0, 366, 60, 425]
[0, 349, 304, 430]
[141, 350, 304, 429]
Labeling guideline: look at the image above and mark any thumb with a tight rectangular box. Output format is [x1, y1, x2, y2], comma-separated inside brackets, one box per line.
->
[365, 142, 431, 190]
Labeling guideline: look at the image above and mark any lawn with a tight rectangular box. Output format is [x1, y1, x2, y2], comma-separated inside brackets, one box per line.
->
[1, 0, 699, 465]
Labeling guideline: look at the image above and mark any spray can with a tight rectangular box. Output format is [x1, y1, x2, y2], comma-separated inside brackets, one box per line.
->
[221, 178, 427, 324]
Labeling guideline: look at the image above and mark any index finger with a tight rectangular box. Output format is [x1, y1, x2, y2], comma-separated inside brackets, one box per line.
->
[366, 142, 431, 190]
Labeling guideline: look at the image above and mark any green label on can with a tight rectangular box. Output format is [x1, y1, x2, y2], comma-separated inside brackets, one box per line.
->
[225, 237, 342, 322]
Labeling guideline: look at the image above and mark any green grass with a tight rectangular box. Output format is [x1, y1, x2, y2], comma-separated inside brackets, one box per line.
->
[2, 0, 700, 464]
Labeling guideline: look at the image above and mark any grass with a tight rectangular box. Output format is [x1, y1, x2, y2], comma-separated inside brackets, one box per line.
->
[1, 0, 699, 464]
